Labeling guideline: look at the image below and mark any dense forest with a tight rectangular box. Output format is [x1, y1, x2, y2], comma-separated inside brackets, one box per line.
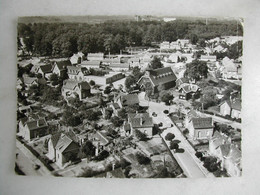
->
[18, 19, 243, 57]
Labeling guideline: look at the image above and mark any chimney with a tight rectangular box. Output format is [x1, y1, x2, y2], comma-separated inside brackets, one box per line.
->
[37, 120, 40, 127]
[140, 117, 142, 126]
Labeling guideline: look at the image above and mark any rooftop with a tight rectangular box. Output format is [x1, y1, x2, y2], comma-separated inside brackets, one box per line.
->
[191, 117, 213, 129]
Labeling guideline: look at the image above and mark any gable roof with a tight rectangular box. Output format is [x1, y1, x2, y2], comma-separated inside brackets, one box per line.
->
[145, 67, 177, 86]
[54, 60, 71, 71]
[221, 98, 241, 111]
[128, 113, 153, 128]
[26, 118, 48, 131]
[39, 64, 53, 73]
[67, 66, 89, 76]
[50, 132, 62, 148]
[55, 134, 77, 153]
[191, 117, 213, 129]
[62, 79, 90, 91]
[92, 131, 110, 146]
[23, 77, 37, 85]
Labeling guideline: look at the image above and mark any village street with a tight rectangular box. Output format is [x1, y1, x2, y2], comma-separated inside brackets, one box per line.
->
[16, 140, 52, 176]
[138, 92, 214, 178]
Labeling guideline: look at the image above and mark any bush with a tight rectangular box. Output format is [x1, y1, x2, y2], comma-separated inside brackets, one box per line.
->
[135, 152, 151, 165]
[93, 150, 109, 161]
[165, 133, 175, 141]
[195, 151, 203, 159]
[170, 142, 179, 151]
[163, 110, 169, 114]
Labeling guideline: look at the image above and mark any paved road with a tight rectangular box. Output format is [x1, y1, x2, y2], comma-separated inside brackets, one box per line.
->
[16, 140, 52, 176]
[138, 92, 214, 178]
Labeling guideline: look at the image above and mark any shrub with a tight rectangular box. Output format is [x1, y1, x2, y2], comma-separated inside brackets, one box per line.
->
[135, 152, 151, 165]
[165, 133, 175, 141]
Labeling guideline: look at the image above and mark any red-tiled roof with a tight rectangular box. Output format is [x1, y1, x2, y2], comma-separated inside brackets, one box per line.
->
[191, 117, 213, 129]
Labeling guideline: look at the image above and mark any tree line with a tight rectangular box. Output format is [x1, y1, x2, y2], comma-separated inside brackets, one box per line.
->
[18, 20, 243, 57]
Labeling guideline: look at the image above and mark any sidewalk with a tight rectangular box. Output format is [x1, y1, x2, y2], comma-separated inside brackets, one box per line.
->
[16, 139, 52, 176]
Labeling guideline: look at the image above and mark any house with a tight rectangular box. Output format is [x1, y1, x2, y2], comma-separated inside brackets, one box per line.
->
[48, 133, 80, 167]
[87, 53, 104, 61]
[168, 52, 182, 63]
[18, 118, 48, 141]
[176, 77, 189, 88]
[138, 67, 177, 93]
[209, 131, 241, 177]
[221, 57, 238, 79]
[160, 41, 170, 50]
[219, 98, 241, 119]
[178, 83, 200, 100]
[67, 66, 89, 81]
[84, 72, 125, 86]
[116, 93, 139, 108]
[186, 116, 213, 140]
[200, 55, 217, 62]
[70, 52, 85, 65]
[80, 60, 101, 69]
[90, 131, 112, 156]
[23, 76, 38, 89]
[62, 79, 91, 101]
[124, 113, 154, 137]
[34, 64, 53, 79]
[52, 60, 71, 77]
[17, 77, 24, 90]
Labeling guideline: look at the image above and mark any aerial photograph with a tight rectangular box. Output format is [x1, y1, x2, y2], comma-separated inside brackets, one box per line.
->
[15, 15, 242, 178]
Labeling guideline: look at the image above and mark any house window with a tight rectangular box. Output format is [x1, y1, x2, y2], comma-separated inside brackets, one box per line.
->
[198, 131, 201, 138]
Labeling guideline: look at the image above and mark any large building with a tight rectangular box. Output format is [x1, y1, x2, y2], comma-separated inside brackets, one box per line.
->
[138, 67, 177, 93]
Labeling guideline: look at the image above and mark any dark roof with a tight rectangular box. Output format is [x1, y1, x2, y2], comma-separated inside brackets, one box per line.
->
[55, 60, 71, 71]
[128, 113, 153, 128]
[39, 64, 53, 73]
[146, 67, 177, 86]
[62, 80, 90, 90]
[229, 99, 241, 111]
[120, 94, 139, 106]
[176, 77, 189, 85]
[112, 103, 120, 110]
[55, 134, 75, 153]
[191, 117, 213, 129]
[26, 118, 48, 131]
[51, 132, 62, 148]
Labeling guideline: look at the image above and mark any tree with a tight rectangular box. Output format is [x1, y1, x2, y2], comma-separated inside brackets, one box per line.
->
[111, 116, 124, 127]
[189, 33, 198, 45]
[104, 108, 113, 120]
[89, 80, 95, 86]
[195, 151, 203, 160]
[117, 108, 127, 119]
[149, 56, 163, 69]
[124, 75, 136, 91]
[135, 129, 148, 141]
[185, 60, 208, 81]
[104, 86, 112, 95]
[49, 73, 59, 85]
[135, 152, 151, 165]
[160, 92, 173, 105]
[165, 133, 175, 141]
[36, 73, 43, 79]
[145, 82, 153, 99]
[170, 142, 179, 151]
